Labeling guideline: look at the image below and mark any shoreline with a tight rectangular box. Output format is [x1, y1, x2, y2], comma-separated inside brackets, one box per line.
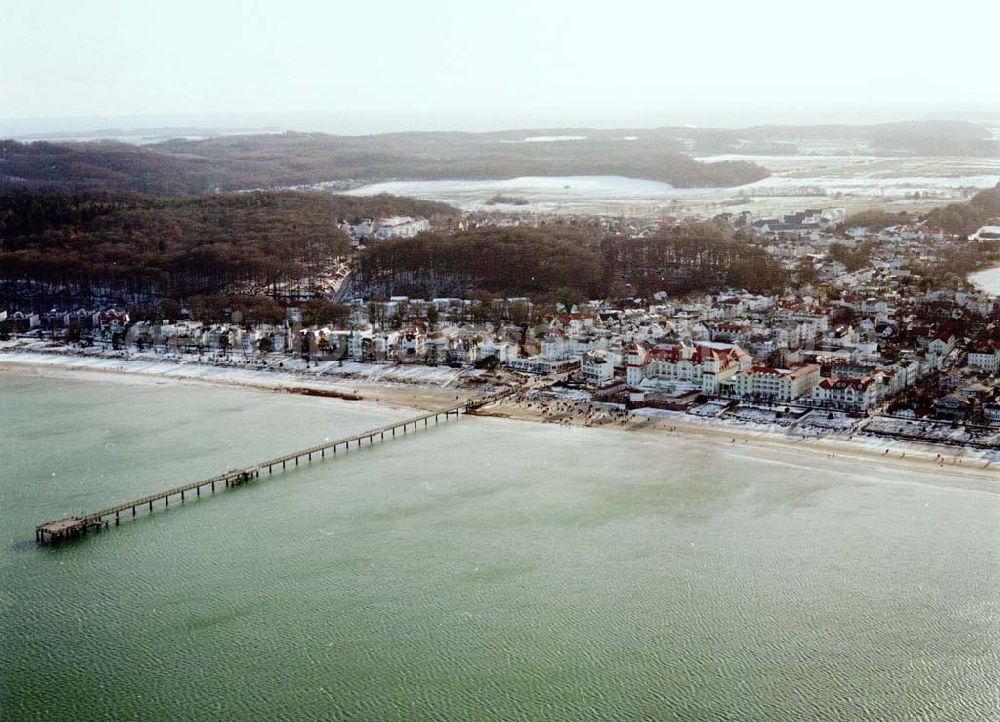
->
[3, 347, 998, 483]
[0, 348, 480, 414]
[968, 263, 1000, 296]
[474, 394, 999, 483]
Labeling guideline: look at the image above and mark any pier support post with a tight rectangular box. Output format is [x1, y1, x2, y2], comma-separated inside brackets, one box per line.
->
[181, 490, 185, 502]
[115, 510, 120, 526]
[132, 506, 136, 516]
[149, 500, 153, 511]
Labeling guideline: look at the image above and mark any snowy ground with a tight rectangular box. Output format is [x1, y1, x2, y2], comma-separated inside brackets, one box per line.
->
[687, 401, 729, 418]
[864, 417, 1000, 447]
[0, 345, 471, 391]
[629, 402, 1000, 463]
[340, 155, 1000, 217]
[797, 410, 859, 431]
[723, 406, 799, 427]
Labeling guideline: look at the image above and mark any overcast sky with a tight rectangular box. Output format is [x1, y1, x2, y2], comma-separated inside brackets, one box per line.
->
[3, 0, 999, 134]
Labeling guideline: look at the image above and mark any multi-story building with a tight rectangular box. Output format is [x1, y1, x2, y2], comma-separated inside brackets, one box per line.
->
[580, 350, 614, 386]
[626, 340, 752, 394]
[810, 376, 878, 411]
[968, 340, 1000, 373]
[730, 363, 821, 402]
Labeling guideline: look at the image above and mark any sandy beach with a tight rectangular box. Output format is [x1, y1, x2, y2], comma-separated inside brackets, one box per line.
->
[3, 347, 998, 484]
[476, 392, 1000, 483]
[0, 348, 479, 413]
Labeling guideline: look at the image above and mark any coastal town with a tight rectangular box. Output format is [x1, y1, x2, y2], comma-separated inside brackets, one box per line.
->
[10, 2, 1000, 718]
[4, 204, 1000, 456]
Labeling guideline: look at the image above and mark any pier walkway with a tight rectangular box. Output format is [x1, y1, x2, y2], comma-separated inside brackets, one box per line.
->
[36, 390, 511, 543]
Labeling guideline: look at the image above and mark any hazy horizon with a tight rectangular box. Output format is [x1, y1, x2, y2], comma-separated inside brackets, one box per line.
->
[4, 0, 1000, 138]
[4, 105, 1000, 142]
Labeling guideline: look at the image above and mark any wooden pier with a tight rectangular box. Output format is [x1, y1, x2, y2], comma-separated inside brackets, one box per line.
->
[35, 390, 511, 544]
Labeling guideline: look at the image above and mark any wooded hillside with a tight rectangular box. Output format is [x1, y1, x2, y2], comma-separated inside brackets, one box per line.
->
[601, 225, 788, 296]
[1, 131, 769, 195]
[356, 227, 607, 300]
[0, 190, 453, 300]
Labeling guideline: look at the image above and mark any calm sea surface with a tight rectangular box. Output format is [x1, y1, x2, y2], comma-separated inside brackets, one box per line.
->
[969, 265, 1000, 297]
[2, 372, 999, 721]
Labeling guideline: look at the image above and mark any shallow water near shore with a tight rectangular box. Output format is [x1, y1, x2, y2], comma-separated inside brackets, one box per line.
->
[2, 372, 1000, 721]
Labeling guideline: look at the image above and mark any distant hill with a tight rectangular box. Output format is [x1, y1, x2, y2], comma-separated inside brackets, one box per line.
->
[1, 131, 769, 195]
[0, 140, 213, 195]
[674, 120, 998, 157]
[3, 120, 994, 197]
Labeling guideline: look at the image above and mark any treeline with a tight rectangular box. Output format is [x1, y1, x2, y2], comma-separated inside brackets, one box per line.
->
[356, 224, 787, 300]
[601, 225, 788, 296]
[837, 186, 1000, 236]
[1, 190, 451, 300]
[324, 193, 456, 223]
[839, 209, 912, 231]
[926, 185, 1000, 235]
[356, 227, 607, 300]
[158, 132, 770, 189]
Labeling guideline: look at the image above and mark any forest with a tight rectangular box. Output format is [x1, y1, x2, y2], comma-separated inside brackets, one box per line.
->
[355, 226, 607, 301]
[2, 185, 785, 311]
[601, 225, 788, 296]
[356, 223, 788, 301]
[0, 190, 454, 302]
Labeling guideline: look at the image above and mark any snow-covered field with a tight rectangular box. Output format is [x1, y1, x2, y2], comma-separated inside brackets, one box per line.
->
[342, 153, 1000, 217]
[344, 175, 687, 213]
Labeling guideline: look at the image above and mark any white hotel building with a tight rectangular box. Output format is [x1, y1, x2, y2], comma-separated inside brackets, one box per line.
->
[730, 364, 821, 402]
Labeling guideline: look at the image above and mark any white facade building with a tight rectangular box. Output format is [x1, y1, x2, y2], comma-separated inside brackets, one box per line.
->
[731, 364, 821, 402]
